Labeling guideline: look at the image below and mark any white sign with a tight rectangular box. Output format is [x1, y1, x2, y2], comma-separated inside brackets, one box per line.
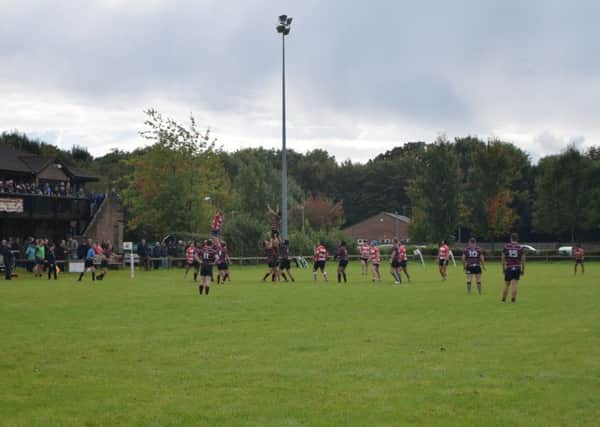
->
[123, 241, 133, 250]
[0, 198, 24, 213]
[69, 260, 85, 273]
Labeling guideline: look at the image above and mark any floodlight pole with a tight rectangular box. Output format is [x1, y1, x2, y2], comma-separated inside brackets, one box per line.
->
[277, 15, 292, 240]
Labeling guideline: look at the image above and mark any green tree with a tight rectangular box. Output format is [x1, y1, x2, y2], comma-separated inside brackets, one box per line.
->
[123, 110, 231, 238]
[533, 146, 592, 242]
[407, 138, 462, 242]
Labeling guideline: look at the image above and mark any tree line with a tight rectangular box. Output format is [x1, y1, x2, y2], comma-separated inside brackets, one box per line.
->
[3, 112, 600, 250]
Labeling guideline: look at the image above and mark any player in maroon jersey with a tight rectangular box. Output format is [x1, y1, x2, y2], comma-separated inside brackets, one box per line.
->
[359, 242, 371, 275]
[336, 241, 349, 283]
[278, 239, 294, 282]
[398, 241, 411, 282]
[267, 205, 281, 238]
[211, 211, 223, 237]
[262, 238, 280, 282]
[438, 240, 450, 281]
[501, 233, 525, 303]
[216, 240, 231, 284]
[196, 239, 217, 295]
[462, 238, 485, 294]
[313, 241, 329, 282]
[370, 241, 381, 282]
[574, 243, 585, 275]
[390, 238, 403, 284]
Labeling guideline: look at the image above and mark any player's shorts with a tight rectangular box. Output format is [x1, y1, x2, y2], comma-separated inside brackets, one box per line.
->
[268, 259, 278, 268]
[466, 265, 481, 275]
[271, 229, 280, 238]
[100, 259, 108, 268]
[338, 259, 348, 268]
[85, 259, 94, 268]
[438, 258, 448, 266]
[200, 264, 213, 277]
[360, 257, 369, 263]
[35, 257, 44, 265]
[279, 259, 291, 270]
[504, 267, 521, 282]
[372, 263, 380, 269]
[313, 260, 326, 271]
[217, 262, 228, 271]
[399, 260, 407, 268]
[211, 229, 220, 237]
[575, 259, 584, 264]
[391, 260, 400, 268]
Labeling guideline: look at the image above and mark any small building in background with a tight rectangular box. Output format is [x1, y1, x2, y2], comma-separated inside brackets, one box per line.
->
[342, 212, 410, 244]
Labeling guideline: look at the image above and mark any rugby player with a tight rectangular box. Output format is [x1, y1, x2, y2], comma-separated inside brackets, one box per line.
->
[390, 238, 402, 284]
[359, 241, 371, 275]
[262, 238, 279, 282]
[399, 240, 411, 282]
[336, 241, 349, 283]
[211, 211, 223, 238]
[438, 240, 450, 281]
[313, 241, 328, 282]
[501, 233, 525, 303]
[184, 241, 197, 279]
[574, 243, 585, 275]
[370, 241, 381, 282]
[216, 240, 231, 284]
[197, 239, 217, 295]
[78, 242, 97, 282]
[279, 239, 294, 282]
[267, 205, 281, 238]
[462, 238, 485, 294]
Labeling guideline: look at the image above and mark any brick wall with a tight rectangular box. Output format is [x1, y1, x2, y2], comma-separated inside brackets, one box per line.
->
[343, 213, 409, 243]
[85, 196, 124, 249]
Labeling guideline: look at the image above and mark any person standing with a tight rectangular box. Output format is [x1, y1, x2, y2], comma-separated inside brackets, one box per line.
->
[184, 242, 197, 278]
[55, 239, 67, 274]
[312, 241, 328, 282]
[47, 243, 58, 280]
[1, 240, 14, 280]
[78, 242, 97, 282]
[138, 239, 150, 271]
[359, 241, 371, 275]
[336, 241, 349, 284]
[438, 240, 450, 281]
[25, 239, 36, 273]
[390, 238, 403, 284]
[216, 240, 232, 284]
[574, 243, 585, 275]
[501, 233, 525, 303]
[197, 239, 217, 295]
[34, 239, 45, 278]
[462, 238, 485, 294]
[370, 241, 381, 282]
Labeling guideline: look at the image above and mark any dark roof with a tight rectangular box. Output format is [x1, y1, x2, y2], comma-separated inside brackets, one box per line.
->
[0, 144, 98, 181]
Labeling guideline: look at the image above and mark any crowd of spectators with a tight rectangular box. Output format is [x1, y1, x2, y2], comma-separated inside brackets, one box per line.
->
[0, 179, 91, 198]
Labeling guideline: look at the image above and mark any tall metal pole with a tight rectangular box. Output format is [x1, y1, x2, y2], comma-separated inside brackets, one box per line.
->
[281, 32, 288, 240]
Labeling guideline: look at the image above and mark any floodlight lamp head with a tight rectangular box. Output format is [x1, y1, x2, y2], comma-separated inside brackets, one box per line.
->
[276, 24, 285, 33]
[286, 17, 293, 25]
[279, 14, 288, 23]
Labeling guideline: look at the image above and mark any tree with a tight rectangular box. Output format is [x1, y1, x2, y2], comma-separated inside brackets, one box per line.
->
[303, 194, 344, 230]
[533, 146, 592, 242]
[407, 138, 462, 242]
[123, 110, 231, 237]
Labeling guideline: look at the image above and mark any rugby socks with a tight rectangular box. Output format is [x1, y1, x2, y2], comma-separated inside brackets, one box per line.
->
[78, 272, 84, 281]
[323, 272, 328, 282]
[199, 285, 204, 295]
[262, 273, 270, 281]
[217, 275, 221, 284]
[342, 272, 347, 283]
[477, 282, 482, 294]
[313, 271, 317, 281]
[193, 272, 198, 281]
[337, 273, 341, 283]
[467, 282, 472, 293]
[205, 286, 210, 295]
[281, 272, 288, 282]
[91, 272, 96, 281]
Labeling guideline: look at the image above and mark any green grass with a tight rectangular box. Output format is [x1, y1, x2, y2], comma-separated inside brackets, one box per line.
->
[1, 261, 599, 426]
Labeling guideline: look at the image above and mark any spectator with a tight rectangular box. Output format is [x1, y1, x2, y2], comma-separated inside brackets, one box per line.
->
[160, 242, 168, 268]
[138, 239, 149, 271]
[25, 239, 36, 273]
[69, 238, 79, 260]
[152, 242, 161, 269]
[55, 240, 68, 272]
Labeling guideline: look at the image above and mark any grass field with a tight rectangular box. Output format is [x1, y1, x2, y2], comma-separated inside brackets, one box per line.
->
[1, 261, 599, 426]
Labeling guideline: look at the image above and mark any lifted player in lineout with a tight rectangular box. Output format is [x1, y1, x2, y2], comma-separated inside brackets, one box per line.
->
[462, 238, 485, 294]
[501, 233, 525, 303]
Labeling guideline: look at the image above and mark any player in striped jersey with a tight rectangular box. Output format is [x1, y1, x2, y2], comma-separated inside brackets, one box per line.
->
[216, 240, 231, 284]
[184, 241, 198, 279]
[574, 243, 585, 275]
[462, 238, 485, 294]
[336, 241, 349, 283]
[359, 242, 371, 275]
[211, 211, 223, 237]
[267, 205, 281, 238]
[370, 241, 381, 282]
[398, 241, 411, 282]
[313, 241, 329, 282]
[390, 238, 403, 284]
[279, 239, 294, 282]
[262, 238, 280, 282]
[501, 233, 525, 303]
[438, 240, 450, 281]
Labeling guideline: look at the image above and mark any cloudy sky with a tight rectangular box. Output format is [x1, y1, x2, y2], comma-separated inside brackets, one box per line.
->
[1, 0, 599, 162]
